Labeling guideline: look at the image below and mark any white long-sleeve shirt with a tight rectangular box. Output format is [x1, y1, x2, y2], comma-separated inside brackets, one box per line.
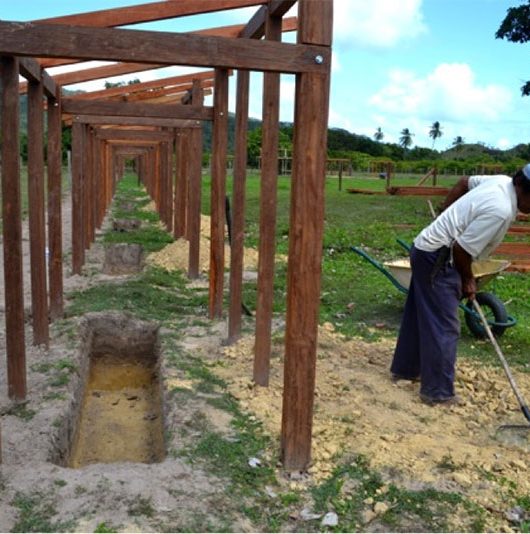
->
[414, 175, 518, 260]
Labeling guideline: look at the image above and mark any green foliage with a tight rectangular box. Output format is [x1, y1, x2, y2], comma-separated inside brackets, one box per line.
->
[93, 522, 118, 533]
[11, 492, 75, 533]
[310, 455, 486, 532]
[496, 1, 530, 96]
[2, 402, 36, 422]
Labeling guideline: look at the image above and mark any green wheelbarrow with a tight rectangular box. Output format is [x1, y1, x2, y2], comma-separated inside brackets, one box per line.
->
[351, 242, 517, 338]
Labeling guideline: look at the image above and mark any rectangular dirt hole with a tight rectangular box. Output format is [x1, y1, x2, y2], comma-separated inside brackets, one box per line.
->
[68, 313, 165, 467]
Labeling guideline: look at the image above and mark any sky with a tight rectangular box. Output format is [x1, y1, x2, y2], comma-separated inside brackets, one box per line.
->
[5, 0, 530, 151]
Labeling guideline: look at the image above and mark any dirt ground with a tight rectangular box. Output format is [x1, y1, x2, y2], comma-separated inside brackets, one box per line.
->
[0, 198, 529, 532]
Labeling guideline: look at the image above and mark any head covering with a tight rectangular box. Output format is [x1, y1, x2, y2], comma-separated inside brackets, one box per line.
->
[523, 163, 530, 181]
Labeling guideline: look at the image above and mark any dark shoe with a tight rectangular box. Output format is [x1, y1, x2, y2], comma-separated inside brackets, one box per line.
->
[391, 373, 420, 383]
[420, 393, 461, 406]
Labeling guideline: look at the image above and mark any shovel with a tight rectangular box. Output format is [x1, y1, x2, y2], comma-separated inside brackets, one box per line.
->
[472, 299, 530, 431]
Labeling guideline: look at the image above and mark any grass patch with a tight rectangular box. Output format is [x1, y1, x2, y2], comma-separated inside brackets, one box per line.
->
[2, 402, 36, 422]
[310, 455, 486, 532]
[11, 492, 75, 533]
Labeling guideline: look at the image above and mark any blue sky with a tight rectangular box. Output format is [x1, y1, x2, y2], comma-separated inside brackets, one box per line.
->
[5, 1, 529, 150]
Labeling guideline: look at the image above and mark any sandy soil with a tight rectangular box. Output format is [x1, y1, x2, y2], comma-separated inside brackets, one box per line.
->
[0, 196, 529, 532]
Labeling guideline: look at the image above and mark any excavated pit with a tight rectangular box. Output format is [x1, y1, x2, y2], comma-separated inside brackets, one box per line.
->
[103, 243, 144, 274]
[52, 313, 165, 468]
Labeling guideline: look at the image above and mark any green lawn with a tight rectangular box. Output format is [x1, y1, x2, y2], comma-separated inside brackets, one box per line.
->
[201, 171, 530, 368]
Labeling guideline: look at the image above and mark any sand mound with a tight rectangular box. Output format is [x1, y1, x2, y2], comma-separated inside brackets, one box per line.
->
[147, 215, 286, 273]
[216, 323, 530, 530]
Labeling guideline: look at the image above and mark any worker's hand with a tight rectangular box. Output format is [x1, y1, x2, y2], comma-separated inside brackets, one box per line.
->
[462, 277, 477, 301]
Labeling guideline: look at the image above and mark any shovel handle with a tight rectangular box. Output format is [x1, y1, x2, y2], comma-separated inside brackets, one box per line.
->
[472, 300, 530, 423]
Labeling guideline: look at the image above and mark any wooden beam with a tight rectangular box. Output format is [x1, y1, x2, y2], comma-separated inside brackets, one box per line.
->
[122, 83, 214, 103]
[62, 98, 214, 121]
[228, 69, 250, 343]
[173, 130, 189, 239]
[41, 62, 163, 89]
[1, 56, 27, 400]
[18, 57, 57, 97]
[36, 17, 297, 70]
[94, 129, 174, 141]
[71, 115, 201, 128]
[209, 69, 229, 319]
[71, 122, 85, 274]
[46, 95, 64, 320]
[0, 21, 330, 74]
[281, 0, 333, 472]
[34, 0, 266, 28]
[187, 81, 204, 279]
[239, 1, 297, 38]
[254, 14, 282, 385]
[27, 80, 50, 347]
[65, 70, 217, 100]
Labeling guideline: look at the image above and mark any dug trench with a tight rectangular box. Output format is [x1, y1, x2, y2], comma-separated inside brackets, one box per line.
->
[50, 313, 165, 468]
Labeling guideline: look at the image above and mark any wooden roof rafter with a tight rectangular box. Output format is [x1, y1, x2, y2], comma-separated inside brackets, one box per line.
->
[63, 70, 219, 101]
[18, 57, 58, 99]
[61, 98, 214, 121]
[1, 21, 329, 74]
[69, 115, 202, 128]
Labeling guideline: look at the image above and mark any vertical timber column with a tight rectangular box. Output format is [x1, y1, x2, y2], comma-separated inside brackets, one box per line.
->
[164, 136, 174, 234]
[71, 121, 85, 274]
[187, 81, 204, 279]
[209, 68, 229, 319]
[96, 138, 105, 227]
[173, 130, 187, 238]
[83, 125, 93, 249]
[27, 79, 49, 346]
[1, 56, 26, 399]
[254, 14, 282, 385]
[46, 94, 64, 320]
[228, 69, 250, 342]
[281, 0, 333, 471]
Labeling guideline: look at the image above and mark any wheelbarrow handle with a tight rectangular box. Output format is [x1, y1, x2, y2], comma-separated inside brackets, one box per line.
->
[350, 246, 408, 295]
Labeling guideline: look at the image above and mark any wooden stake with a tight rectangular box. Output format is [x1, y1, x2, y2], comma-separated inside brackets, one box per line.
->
[187, 81, 204, 279]
[27, 79, 49, 346]
[228, 69, 250, 342]
[281, 0, 333, 471]
[46, 95, 64, 320]
[1, 56, 26, 399]
[254, 14, 282, 386]
[209, 69, 229, 319]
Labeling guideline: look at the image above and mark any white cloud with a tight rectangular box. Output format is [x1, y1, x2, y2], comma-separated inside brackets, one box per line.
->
[369, 63, 513, 122]
[333, 0, 427, 49]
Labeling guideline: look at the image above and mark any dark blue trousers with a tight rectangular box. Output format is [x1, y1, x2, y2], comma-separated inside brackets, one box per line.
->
[390, 245, 461, 400]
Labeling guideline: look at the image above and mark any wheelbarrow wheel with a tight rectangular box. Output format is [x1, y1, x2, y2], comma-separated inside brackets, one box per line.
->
[465, 292, 508, 338]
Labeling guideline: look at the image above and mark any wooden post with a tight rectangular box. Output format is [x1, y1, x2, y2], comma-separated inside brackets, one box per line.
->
[209, 68, 229, 319]
[83, 125, 93, 249]
[188, 81, 204, 279]
[174, 130, 188, 238]
[27, 79, 49, 346]
[164, 137, 174, 233]
[71, 121, 85, 274]
[338, 160, 343, 191]
[281, 0, 333, 471]
[227, 70, 250, 343]
[46, 94, 64, 320]
[1, 56, 26, 399]
[254, 13, 282, 386]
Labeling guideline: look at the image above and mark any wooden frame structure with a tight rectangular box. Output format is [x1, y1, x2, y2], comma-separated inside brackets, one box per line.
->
[0, 0, 333, 471]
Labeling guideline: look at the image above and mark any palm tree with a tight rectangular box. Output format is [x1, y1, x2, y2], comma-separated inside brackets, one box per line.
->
[399, 128, 414, 155]
[452, 136, 464, 149]
[429, 121, 443, 149]
[374, 127, 384, 142]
